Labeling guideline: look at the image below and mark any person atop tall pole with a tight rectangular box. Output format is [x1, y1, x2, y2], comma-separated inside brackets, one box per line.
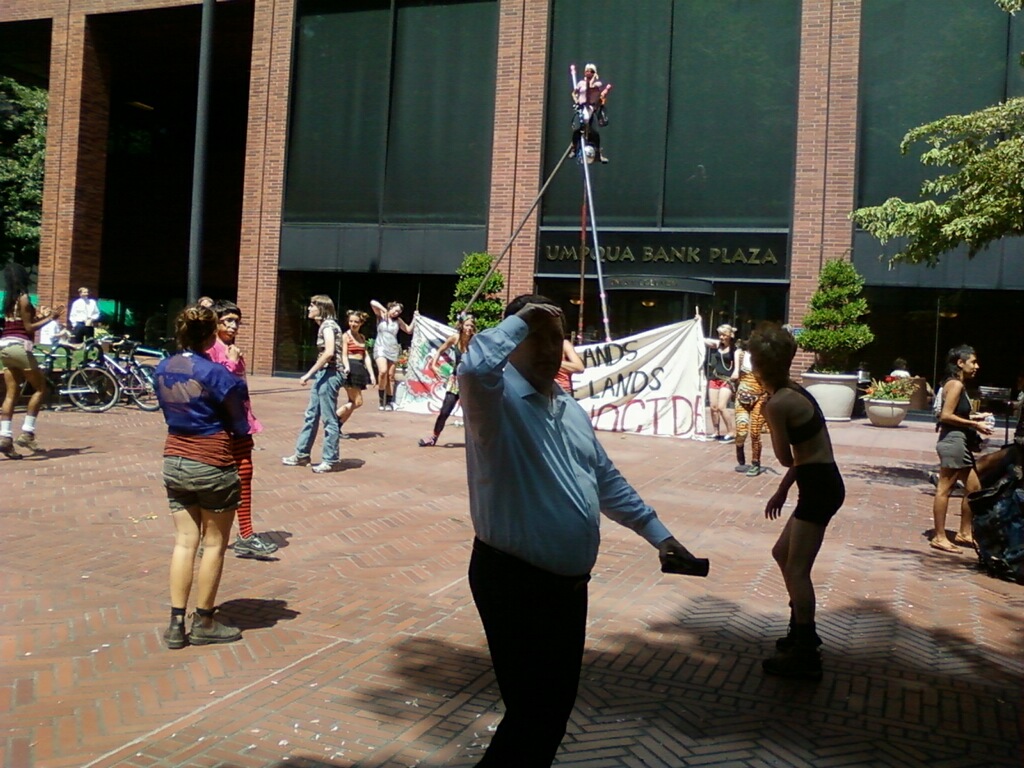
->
[571, 62, 612, 164]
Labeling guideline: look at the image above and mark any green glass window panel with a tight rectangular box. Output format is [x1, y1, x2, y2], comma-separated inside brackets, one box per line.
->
[663, 0, 799, 227]
[284, 0, 390, 223]
[542, 0, 673, 228]
[382, 0, 497, 224]
[858, 2, 1021, 207]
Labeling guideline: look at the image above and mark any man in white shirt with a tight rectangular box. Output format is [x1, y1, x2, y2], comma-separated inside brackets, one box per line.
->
[68, 287, 100, 343]
[458, 294, 706, 766]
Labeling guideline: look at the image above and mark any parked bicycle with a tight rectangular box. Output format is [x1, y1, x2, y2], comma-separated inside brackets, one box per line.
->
[81, 337, 160, 411]
[15, 343, 121, 412]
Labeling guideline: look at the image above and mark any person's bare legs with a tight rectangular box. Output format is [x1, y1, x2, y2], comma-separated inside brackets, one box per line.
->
[956, 467, 981, 544]
[376, 358, 389, 407]
[709, 386, 723, 436]
[931, 466, 971, 550]
[21, 368, 47, 419]
[720, 387, 736, 438]
[2, 367, 23, 423]
[169, 505, 203, 609]
[772, 517, 826, 625]
[385, 361, 397, 399]
[710, 386, 732, 437]
[195, 508, 236, 611]
[336, 387, 362, 422]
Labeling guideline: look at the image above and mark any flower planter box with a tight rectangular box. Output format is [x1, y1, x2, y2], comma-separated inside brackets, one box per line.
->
[864, 399, 911, 428]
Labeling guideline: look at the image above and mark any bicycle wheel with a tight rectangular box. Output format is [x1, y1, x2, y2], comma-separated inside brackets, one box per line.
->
[127, 364, 160, 411]
[66, 367, 120, 412]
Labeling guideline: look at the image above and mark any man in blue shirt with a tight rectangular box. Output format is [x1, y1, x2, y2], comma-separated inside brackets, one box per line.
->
[459, 295, 703, 766]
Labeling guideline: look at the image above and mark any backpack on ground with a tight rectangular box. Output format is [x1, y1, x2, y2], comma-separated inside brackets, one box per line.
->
[967, 460, 1024, 584]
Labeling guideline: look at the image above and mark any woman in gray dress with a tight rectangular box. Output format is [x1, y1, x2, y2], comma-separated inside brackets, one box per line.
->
[931, 345, 992, 553]
[370, 299, 412, 411]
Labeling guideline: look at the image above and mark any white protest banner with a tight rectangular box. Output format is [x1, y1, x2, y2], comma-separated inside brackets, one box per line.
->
[573, 318, 707, 439]
[395, 314, 462, 417]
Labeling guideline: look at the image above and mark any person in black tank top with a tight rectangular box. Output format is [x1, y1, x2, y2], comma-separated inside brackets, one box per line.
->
[747, 324, 845, 682]
[931, 345, 992, 553]
[702, 322, 738, 442]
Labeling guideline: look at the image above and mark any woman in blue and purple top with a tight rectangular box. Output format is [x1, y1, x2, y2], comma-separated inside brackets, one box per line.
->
[156, 304, 250, 650]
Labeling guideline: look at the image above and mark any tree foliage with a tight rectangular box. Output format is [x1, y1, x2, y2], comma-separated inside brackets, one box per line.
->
[851, 1, 1024, 266]
[448, 252, 505, 329]
[0, 77, 47, 268]
[798, 259, 874, 373]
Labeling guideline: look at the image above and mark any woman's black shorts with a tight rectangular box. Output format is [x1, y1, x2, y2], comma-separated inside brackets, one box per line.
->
[793, 462, 845, 526]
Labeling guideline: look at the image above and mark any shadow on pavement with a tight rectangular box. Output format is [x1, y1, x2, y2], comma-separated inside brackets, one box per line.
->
[345, 595, 1022, 767]
[218, 598, 300, 630]
[842, 460, 934, 488]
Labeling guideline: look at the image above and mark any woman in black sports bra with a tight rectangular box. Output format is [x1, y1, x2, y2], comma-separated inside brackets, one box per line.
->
[746, 323, 845, 682]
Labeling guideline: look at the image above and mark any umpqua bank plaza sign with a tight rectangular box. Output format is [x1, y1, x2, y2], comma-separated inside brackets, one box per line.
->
[537, 230, 788, 282]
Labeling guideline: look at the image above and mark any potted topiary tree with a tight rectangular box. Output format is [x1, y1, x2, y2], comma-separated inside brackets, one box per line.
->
[798, 259, 875, 421]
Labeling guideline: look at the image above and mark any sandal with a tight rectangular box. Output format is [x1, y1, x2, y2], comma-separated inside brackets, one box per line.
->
[953, 534, 976, 548]
[929, 539, 960, 554]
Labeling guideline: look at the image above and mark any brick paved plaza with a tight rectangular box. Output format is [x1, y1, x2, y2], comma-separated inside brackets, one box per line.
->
[2, 376, 1022, 767]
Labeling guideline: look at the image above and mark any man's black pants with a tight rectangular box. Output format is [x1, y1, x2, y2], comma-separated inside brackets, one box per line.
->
[469, 538, 590, 767]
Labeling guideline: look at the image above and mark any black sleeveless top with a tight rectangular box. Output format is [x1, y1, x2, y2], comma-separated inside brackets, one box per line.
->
[710, 346, 734, 380]
[782, 382, 825, 445]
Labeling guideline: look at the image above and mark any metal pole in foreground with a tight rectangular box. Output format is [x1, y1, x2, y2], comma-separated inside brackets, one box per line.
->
[462, 143, 574, 313]
[579, 141, 612, 343]
[186, 0, 215, 304]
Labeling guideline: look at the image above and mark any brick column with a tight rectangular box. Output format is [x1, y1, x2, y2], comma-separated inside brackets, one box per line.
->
[485, 0, 549, 302]
[36, 10, 109, 312]
[789, 0, 861, 371]
[236, 0, 295, 374]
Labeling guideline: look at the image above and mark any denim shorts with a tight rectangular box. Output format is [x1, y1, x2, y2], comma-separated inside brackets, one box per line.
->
[162, 456, 240, 513]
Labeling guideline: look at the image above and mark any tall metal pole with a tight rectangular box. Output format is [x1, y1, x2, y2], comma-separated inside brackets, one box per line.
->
[576, 188, 588, 344]
[187, 0, 215, 304]
[579, 141, 612, 342]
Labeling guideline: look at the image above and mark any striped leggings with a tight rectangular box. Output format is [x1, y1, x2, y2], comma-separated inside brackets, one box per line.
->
[232, 437, 255, 539]
[734, 373, 767, 464]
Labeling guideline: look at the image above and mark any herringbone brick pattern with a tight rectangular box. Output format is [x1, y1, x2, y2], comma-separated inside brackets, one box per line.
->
[2, 376, 1020, 767]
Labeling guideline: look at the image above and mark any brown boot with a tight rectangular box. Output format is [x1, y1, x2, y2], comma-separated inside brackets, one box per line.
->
[0, 436, 23, 459]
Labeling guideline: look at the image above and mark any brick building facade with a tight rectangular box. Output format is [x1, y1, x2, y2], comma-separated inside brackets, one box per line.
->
[3, 1, 1021, 386]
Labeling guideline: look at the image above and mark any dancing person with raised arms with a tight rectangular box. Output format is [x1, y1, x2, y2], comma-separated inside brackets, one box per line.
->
[370, 299, 412, 411]
[459, 294, 705, 765]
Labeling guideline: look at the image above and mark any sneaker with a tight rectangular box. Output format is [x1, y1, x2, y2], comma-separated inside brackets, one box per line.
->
[746, 464, 762, 477]
[721, 435, 736, 444]
[163, 620, 187, 650]
[15, 432, 40, 452]
[378, 405, 386, 411]
[599, 153, 609, 164]
[0, 436, 22, 460]
[311, 461, 338, 474]
[384, 403, 395, 411]
[189, 614, 242, 646]
[762, 649, 823, 681]
[339, 431, 351, 440]
[418, 435, 437, 447]
[281, 454, 310, 466]
[233, 533, 279, 559]
[734, 464, 751, 473]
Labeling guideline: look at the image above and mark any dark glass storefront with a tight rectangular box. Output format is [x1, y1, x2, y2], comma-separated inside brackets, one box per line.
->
[276, 0, 498, 371]
[854, 1, 1024, 392]
[538, 0, 800, 340]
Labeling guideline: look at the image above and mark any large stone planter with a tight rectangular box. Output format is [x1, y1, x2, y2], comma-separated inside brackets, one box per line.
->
[801, 372, 859, 422]
[864, 399, 911, 428]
